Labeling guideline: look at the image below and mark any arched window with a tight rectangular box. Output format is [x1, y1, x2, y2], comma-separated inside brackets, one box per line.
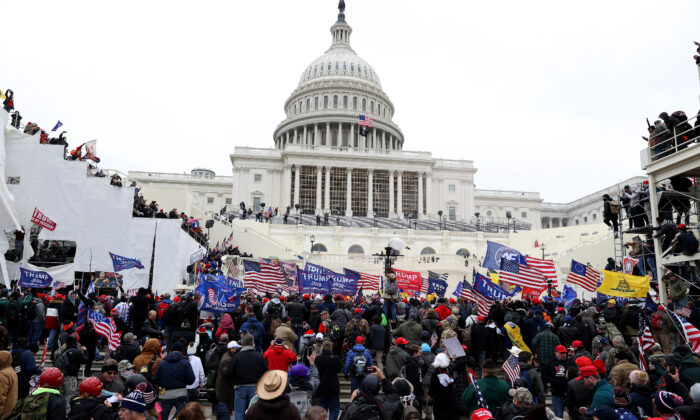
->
[377, 104, 381, 115]
[351, 64, 355, 72]
[353, 97, 357, 110]
[299, 101, 303, 112]
[312, 243, 328, 253]
[456, 248, 470, 258]
[344, 62, 347, 71]
[294, 104, 297, 114]
[335, 62, 339, 70]
[343, 96, 348, 108]
[420, 247, 436, 255]
[324, 96, 328, 109]
[333, 95, 338, 108]
[306, 99, 310, 111]
[315, 97, 319, 110]
[370, 101, 374, 113]
[314, 66, 317, 74]
[348, 245, 365, 254]
[362, 99, 366, 112]
[327, 64, 331, 71]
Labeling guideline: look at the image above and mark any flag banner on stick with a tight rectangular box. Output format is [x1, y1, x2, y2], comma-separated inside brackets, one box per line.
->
[84, 140, 100, 163]
[622, 256, 639, 275]
[503, 354, 521, 384]
[637, 314, 654, 370]
[524, 256, 558, 287]
[19, 268, 53, 288]
[194, 276, 242, 313]
[328, 272, 359, 296]
[393, 268, 422, 293]
[467, 372, 490, 410]
[31, 207, 56, 231]
[344, 268, 381, 291]
[305, 262, 326, 274]
[88, 309, 120, 351]
[474, 271, 512, 301]
[567, 260, 600, 292]
[243, 260, 285, 294]
[359, 114, 373, 127]
[109, 252, 144, 271]
[597, 270, 649, 299]
[483, 241, 526, 271]
[453, 278, 475, 303]
[498, 259, 546, 289]
[297, 269, 331, 295]
[282, 262, 299, 289]
[427, 276, 448, 297]
[51, 120, 63, 131]
[521, 285, 547, 300]
[668, 311, 700, 353]
[473, 290, 495, 318]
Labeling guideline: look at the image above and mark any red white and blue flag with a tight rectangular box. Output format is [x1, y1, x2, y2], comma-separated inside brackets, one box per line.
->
[566, 260, 600, 292]
[88, 309, 120, 351]
[503, 354, 521, 384]
[669, 311, 700, 353]
[359, 115, 373, 127]
[344, 268, 381, 291]
[498, 259, 546, 289]
[524, 256, 558, 287]
[243, 260, 285, 294]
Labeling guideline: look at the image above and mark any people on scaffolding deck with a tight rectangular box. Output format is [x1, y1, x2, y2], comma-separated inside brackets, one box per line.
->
[602, 194, 620, 238]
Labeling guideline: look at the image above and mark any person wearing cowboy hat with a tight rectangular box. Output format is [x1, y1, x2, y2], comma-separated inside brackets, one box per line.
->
[245, 370, 301, 420]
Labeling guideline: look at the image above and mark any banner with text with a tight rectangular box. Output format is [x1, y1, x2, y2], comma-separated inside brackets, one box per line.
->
[298, 269, 332, 295]
[19, 267, 53, 288]
[394, 269, 422, 293]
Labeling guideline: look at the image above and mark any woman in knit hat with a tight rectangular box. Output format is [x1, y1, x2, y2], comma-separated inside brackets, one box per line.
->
[629, 370, 653, 417]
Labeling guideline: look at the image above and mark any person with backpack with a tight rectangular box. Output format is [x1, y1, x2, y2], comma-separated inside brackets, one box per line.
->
[275, 316, 300, 355]
[55, 334, 86, 409]
[315, 340, 342, 420]
[286, 357, 320, 418]
[385, 337, 409, 382]
[132, 338, 162, 383]
[10, 337, 41, 398]
[515, 351, 545, 405]
[651, 305, 672, 353]
[602, 194, 620, 238]
[340, 367, 400, 420]
[402, 344, 425, 413]
[239, 310, 265, 352]
[68, 377, 114, 420]
[215, 339, 239, 413]
[156, 293, 171, 330]
[7, 367, 66, 420]
[0, 350, 17, 418]
[392, 377, 421, 420]
[383, 271, 399, 323]
[263, 294, 287, 320]
[345, 336, 373, 393]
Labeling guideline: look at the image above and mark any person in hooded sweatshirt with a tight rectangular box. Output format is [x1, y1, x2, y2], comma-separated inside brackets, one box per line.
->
[0, 350, 17, 418]
[152, 340, 195, 419]
[341, 368, 400, 420]
[215, 313, 235, 343]
[239, 310, 265, 352]
[133, 338, 163, 380]
[286, 356, 320, 408]
[264, 337, 297, 371]
[344, 336, 373, 393]
[245, 370, 300, 420]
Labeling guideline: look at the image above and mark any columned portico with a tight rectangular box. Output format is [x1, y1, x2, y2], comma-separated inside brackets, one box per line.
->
[324, 166, 331, 211]
[316, 166, 322, 213]
[418, 172, 424, 218]
[388, 170, 395, 218]
[293, 165, 300, 206]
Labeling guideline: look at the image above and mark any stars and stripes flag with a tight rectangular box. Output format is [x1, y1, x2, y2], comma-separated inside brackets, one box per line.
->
[669, 311, 700, 353]
[344, 268, 381, 291]
[77, 281, 95, 325]
[359, 114, 373, 127]
[524, 256, 558, 287]
[566, 260, 600, 292]
[421, 278, 429, 294]
[498, 259, 546, 289]
[455, 278, 475, 303]
[503, 354, 521, 384]
[226, 258, 239, 279]
[637, 314, 654, 370]
[243, 260, 285, 294]
[88, 309, 120, 351]
[474, 290, 495, 318]
[467, 372, 490, 410]
[224, 233, 233, 247]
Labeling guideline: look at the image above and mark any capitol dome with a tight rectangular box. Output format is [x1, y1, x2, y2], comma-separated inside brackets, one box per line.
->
[273, 2, 404, 152]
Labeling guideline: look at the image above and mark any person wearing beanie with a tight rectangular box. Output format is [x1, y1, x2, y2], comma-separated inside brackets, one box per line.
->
[286, 357, 320, 416]
[344, 335, 374, 393]
[119, 390, 147, 419]
[612, 386, 639, 418]
[152, 339, 195, 419]
[367, 315, 386, 372]
[541, 344, 574, 418]
[652, 390, 684, 418]
[676, 383, 700, 419]
[100, 361, 125, 395]
[628, 370, 653, 417]
[263, 336, 297, 372]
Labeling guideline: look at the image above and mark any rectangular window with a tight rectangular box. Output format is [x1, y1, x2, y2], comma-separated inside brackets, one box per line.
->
[343, 96, 348, 108]
[362, 99, 366, 111]
[225, 198, 232, 205]
[324, 96, 328, 109]
[333, 95, 338, 108]
[448, 184, 455, 193]
[353, 97, 357, 110]
[521, 211, 527, 218]
[207, 197, 214, 204]
[6, 176, 20, 184]
[315, 97, 319, 110]
[449, 207, 456, 221]
[254, 174, 262, 182]
[253, 197, 261, 211]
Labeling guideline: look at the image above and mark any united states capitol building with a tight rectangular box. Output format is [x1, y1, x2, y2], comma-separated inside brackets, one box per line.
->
[130, 4, 645, 236]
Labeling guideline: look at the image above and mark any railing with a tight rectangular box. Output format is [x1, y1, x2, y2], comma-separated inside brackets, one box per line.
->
[646, 112, 700, 162]
[281, 143, 433, 159]
[128, 171, 233, 183]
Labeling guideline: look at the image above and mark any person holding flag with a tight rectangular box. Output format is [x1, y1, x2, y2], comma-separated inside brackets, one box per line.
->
[462, 359, 511, 417]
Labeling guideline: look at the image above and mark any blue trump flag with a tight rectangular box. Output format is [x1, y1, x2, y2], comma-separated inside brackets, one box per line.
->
[305, 262, 326, 275]
[473, 271, 511, 301]
[482, 241, 526, 271]
[198, 274, 246, 294]
[109, 252, 144, 272]
[328, 272, 359, 296]
[427, 272, 448, 297]
[556, 284, 577, 307]
[298, 269, 332, 295]
[194, 277, 241, 313]
[19, 267, 53, 288]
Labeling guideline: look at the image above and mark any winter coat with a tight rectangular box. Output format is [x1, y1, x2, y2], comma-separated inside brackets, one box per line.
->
[263, 344, 297, 371]
[315, 349, 342, 398]
[344, 344, 373, 376]
[394, 320, 422, 346]
[226, 347, 267, 386]
[420, 352, 436, 386]
[215, 351, 234, 411]
[430, 369, 459, 420]
[367, 324, 385, 350]
[609, 360, 638, 392]
[518, 362, 546, 404]
[239, 316, 265, 350]
[153, 351, 195, 390]
[499, 401, 532, 420]
[68, 396, 115, 420]
[245, 395, 301, 420]
[629, 384, 653, 417]
[0, 351, 17, 417]
[28, 388, 66, 420]
[590, 379, 614, 410]
[462, 375, 511, 417]
[384, 346, 408, 380]
[541, 357, 574, 396]
[274, 324, 299, 354]
[133, 338, 162, 378]
[215, 313, 235, 342]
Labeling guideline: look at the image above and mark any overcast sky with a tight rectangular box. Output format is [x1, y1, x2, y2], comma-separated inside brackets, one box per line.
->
[2, 0, 699, 203]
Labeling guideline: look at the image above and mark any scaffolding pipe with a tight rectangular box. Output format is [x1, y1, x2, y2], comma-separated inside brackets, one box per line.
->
[647, 172, 668, 304]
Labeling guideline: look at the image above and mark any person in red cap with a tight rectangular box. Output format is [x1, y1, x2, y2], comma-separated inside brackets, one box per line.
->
[470, 407, 495, 420]
[571, 340, 592, 360]
[650, 304, 671, 353]
[344, 335, 373, 393]
[576, 365, 614, 414]
[541, 344, 574, 418]
[385, 337, 409, 382]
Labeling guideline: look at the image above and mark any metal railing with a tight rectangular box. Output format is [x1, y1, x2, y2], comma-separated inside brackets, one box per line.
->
[647, 112, 700, 162]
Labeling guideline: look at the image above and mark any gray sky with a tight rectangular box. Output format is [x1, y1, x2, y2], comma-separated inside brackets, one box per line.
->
[2, 0, 699, 203]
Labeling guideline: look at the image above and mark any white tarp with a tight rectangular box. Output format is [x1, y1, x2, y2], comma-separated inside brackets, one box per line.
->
[152, 219, 201, 294]
[0, 111, 22, 233]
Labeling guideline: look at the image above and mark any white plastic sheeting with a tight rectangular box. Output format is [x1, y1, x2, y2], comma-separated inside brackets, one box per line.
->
[0, 111, 22, 233]
[1, 118, 200, 294]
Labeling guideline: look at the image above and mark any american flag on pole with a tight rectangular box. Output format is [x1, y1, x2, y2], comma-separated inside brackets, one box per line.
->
[637, 314, 654, 370]
[243, 260, 285, 294]
[454, 278, 476, 303]
[359, 114, 373, 127]
[344, 268, 381, 291]
[524, 256, 558, 287]
[420, 278, 429, 295]
[467, 372, 490, 410]
[669, 311, 700, 353]
[474, 290, 495, 318]
[566, 260, 600, 292]
[88, 309, 120, 351]
[503, 354, 521, 384]
[77, 281, 95, 325]
[498, 259, 546, 289]
[226, 258, 239, 278]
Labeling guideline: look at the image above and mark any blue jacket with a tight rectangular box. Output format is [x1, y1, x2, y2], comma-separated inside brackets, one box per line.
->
[239, 316, 265, 351]
[344, 344, 372, 376]
[11, 348, 41, 381]
[153, 351, 195, 390]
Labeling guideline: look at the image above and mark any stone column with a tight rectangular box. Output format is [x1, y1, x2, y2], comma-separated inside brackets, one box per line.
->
[397, 171, 403, 219]
[367, 169, 374, 217]
[293, 165, 300, 206]
[314, 124, 319, 147]
[326, 122, 330, 146]
[382, 131, 386, 150]
[283, 165, 292, 210]
[316, 166, 322, 214]
[418, 172, 424, 218]
[338, 123, 344, 147]
[350, 124, 355, 148]
[425, 173, 432, 216]
[285, 131, 290, 147]
[345, 168, 353, 216]
[372, 127, 377, 149]
[303, 125, 307, 145]
[294, 128, 298, 144]
[388, 170, 395, 217]
[324, 166, 331, 211]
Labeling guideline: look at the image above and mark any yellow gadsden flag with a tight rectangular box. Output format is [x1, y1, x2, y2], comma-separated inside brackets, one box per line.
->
[597, 270, 650, 298]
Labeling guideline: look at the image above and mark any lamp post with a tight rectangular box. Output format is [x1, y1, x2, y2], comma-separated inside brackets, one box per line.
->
[541, 242, 546, 259]
[295, 203, 300, 225]
[506, 211, 512, 233]
[373, 207, 378, 227]
[310, 234, 315, 254]
[475, 212, 480, 231]
[373, 238, 408, 272]
[438, 210, 443, 230]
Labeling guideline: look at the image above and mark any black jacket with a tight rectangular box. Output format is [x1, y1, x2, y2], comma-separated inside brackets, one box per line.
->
[541, 357, 574, 396]
[112, 343, 140, 363]
[225, 348, 267, 386]
[69, 396, 116, 420]
[315, 349, 342, 398]
[367, 324, 385, 351]
[61, 347, 86, 377]
[286, 302, 307, 327]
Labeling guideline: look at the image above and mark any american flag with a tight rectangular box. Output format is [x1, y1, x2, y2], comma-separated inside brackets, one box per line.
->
[226, 258, 239, 278]
[225, 233, 233, 247]
[474, 290, 495, 318]
[88, 309, 120, 351]
[669, 311, 700, 353]
[455, 279, 476, 303]
[503, 354, 521, 384]
[77, 281, 95, 325]
[637, 314, 654, 370]
[430, 331, 438, 348]
[498, 259, 546, 289]
[421, 278, 429, 294]
[359, 114, 373, 127]
[344, 268, 381, 291]
[243, 260, 285, 294]
[566, 260, 600, 292]
[468, 372, 490, 410]
[524, 256, 558, 287]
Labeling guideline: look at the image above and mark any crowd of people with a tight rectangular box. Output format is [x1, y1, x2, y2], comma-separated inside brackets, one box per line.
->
[0, 264, 694, 420]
